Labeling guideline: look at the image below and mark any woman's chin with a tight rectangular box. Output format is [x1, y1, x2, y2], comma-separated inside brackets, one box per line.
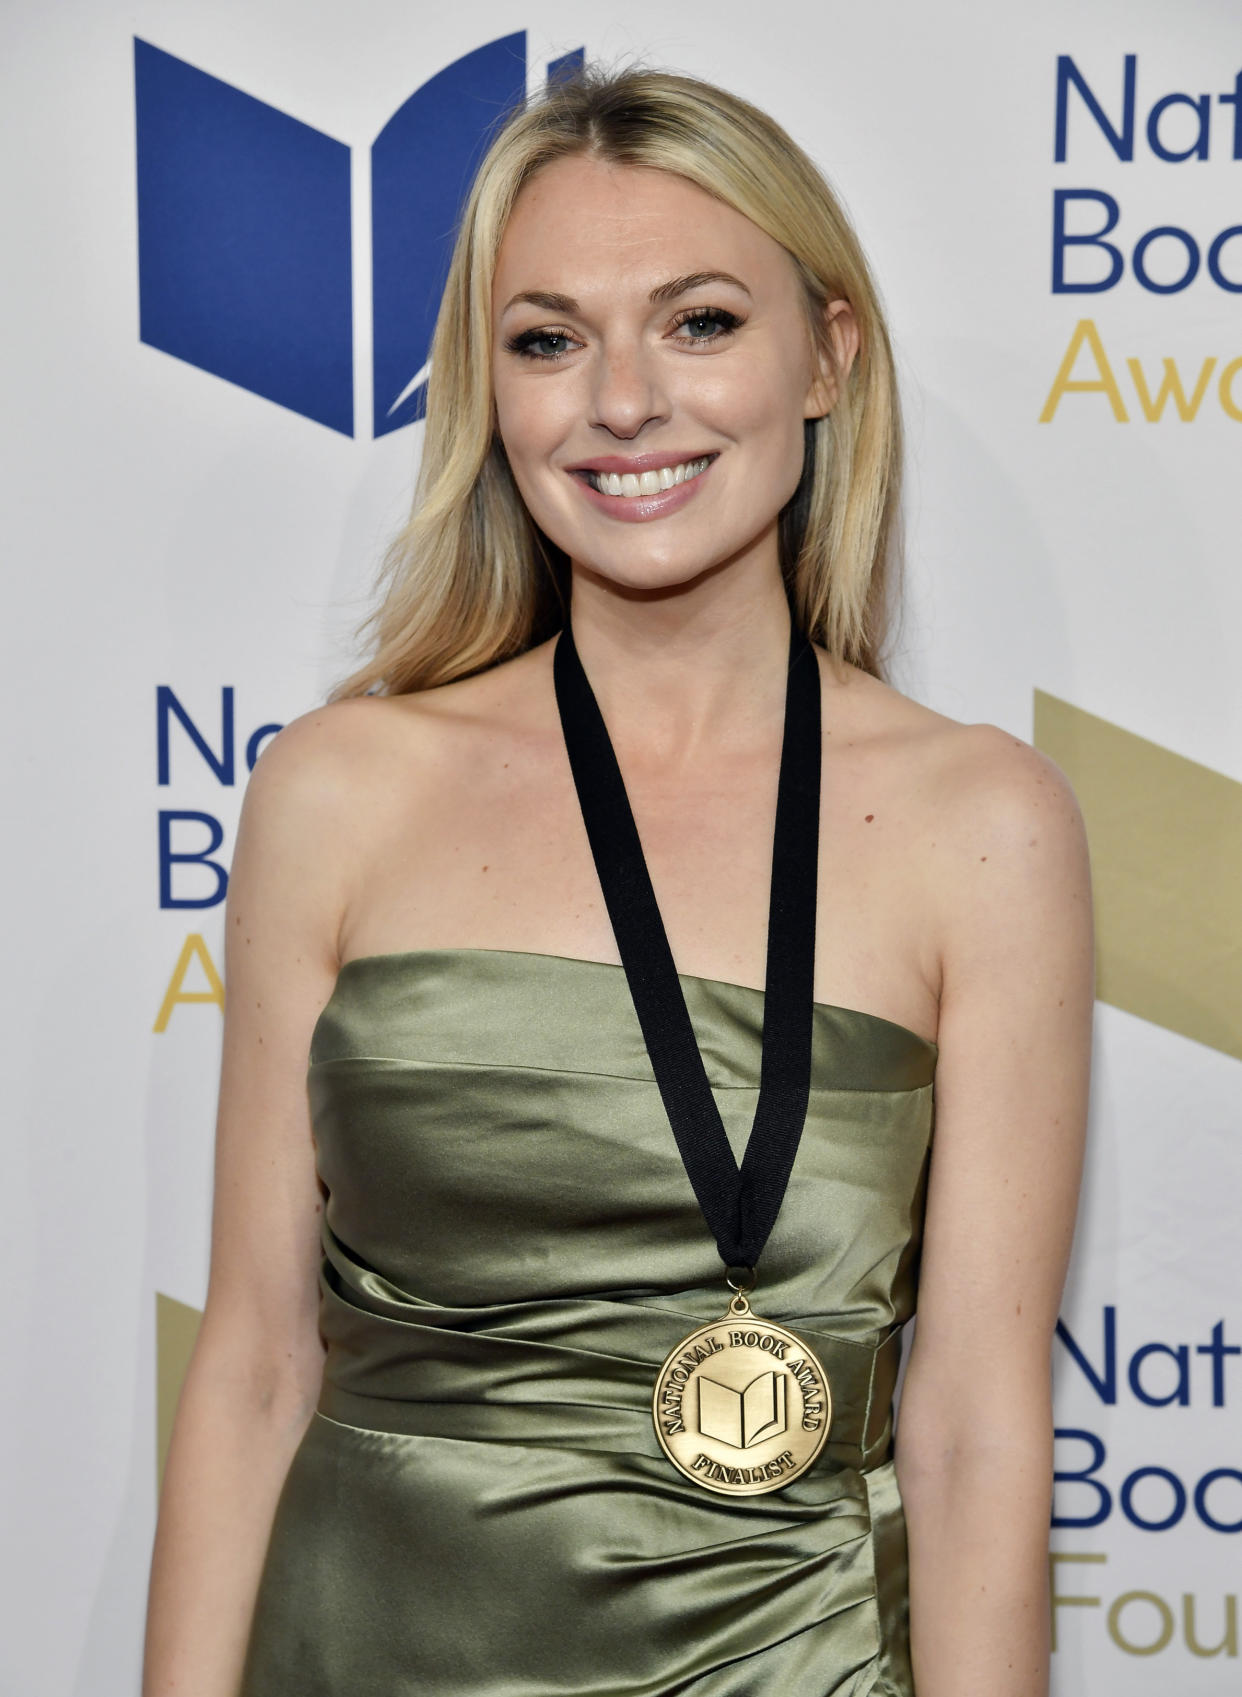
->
[569, 552, 737, 601]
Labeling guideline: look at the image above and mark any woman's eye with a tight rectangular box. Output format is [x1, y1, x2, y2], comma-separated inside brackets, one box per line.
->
[504, 309, 742, 360]
[672, 308, 743, 345]
[505, 328, 579, 361]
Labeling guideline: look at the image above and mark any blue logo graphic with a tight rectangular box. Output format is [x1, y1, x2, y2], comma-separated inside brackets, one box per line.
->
[134, 35, 583, 437]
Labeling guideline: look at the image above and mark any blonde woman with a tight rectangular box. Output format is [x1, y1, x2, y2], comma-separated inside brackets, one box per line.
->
[143, 65, 1093, 1697]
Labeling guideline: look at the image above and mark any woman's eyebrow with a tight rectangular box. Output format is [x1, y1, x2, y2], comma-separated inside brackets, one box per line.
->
[501, 272, 753, 316]
[649, 271, 753, 305]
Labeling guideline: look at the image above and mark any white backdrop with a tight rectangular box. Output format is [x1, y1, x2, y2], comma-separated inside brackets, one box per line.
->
[4, 2, 1239, 1692]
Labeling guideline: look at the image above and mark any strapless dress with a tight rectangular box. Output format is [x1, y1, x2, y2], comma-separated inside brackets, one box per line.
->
[239, 947, 936, 1696]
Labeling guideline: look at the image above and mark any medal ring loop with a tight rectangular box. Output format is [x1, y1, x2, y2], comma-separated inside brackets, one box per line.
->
[726, 1265, 756, 1315]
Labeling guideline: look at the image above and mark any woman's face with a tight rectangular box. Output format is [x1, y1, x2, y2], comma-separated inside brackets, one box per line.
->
[491, 155, 852, 596]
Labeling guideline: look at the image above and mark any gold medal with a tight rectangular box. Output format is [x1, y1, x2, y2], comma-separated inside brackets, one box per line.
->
[652, 1276, 831, 1495]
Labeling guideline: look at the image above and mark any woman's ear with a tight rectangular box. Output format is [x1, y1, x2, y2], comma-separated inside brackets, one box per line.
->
[804, 298, 861, 419]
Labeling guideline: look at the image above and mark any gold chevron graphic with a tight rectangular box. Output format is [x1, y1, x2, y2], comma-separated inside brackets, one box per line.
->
[1034, 692, 1242, 1061]
[156, 1291, 202, 1493]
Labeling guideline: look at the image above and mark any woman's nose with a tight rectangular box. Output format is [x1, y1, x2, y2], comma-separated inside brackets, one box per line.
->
[588, 338, 670, 440]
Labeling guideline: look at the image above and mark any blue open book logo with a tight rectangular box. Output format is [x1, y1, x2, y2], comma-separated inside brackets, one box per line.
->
[134, 33, 582, 437]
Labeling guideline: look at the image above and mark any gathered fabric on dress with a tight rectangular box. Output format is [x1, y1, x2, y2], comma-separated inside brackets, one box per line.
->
[239, 947, 936, 1697]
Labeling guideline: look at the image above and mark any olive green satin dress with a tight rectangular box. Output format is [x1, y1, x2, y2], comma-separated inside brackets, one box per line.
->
[239, 947, 936, 1696]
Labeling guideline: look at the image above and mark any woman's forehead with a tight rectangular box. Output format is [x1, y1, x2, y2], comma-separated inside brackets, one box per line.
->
[494, 158, 790, 308]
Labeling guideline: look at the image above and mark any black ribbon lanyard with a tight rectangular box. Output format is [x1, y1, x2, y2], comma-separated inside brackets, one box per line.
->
[553, 618, 821, 1278]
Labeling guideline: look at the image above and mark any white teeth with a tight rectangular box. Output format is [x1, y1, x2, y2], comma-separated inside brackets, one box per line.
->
[591, 457, 710, 497]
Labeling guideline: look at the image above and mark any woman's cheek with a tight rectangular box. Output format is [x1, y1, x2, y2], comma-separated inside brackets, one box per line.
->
[497, 384, 573, 478]
[678, 355, 802, 447]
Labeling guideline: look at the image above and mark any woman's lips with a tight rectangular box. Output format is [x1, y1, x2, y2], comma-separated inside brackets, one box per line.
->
[568, 455, 716, 524]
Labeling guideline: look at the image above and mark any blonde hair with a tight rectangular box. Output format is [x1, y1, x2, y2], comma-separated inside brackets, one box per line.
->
[331, 64, 902, 699]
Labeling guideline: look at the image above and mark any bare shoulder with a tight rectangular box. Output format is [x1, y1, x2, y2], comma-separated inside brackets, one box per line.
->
[826, 656, 1087, 859]
[249, 643, 550, 811]
[249, 689, 429, 794]
[925, 716, 1090, 896]
[243, 697, 358, 799]
[822, 658, 1092, 992]
[237, 644, 559, 942]
[935, 721, 1093, 1001]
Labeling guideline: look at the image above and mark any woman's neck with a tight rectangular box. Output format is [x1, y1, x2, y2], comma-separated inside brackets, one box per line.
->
[563, 557, 797, 767]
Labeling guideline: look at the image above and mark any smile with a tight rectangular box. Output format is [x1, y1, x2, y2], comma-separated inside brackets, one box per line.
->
[580, 457, 714, 497]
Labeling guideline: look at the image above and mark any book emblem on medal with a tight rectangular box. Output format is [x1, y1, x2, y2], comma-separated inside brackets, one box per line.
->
[699, 1369, 787, 1449]
[652, 1311, 832, 1495]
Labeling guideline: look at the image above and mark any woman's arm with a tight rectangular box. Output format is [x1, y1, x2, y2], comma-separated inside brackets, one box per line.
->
[142, 706, 364, 1697]
[896, 728, 1094, 1697]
